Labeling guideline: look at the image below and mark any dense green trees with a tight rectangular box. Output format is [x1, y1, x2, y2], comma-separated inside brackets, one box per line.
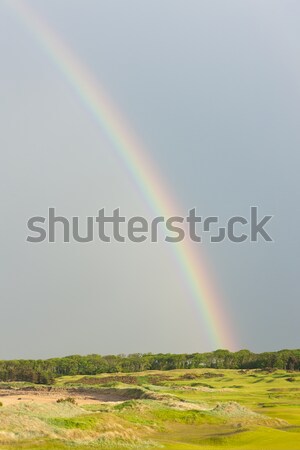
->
[0, 349, 299, 384]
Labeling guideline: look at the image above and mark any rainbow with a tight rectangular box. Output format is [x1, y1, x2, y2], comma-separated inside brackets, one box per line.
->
[7, 0, 235, 350]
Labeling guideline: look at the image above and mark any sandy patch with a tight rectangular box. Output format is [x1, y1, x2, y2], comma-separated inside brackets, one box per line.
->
[0, 388, 122, 406]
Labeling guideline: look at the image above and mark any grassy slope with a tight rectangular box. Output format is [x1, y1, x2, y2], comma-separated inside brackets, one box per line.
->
[0, 368, 299, 449]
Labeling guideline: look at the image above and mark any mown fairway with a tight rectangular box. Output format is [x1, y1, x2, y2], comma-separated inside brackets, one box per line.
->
[0, 368, 299, 449]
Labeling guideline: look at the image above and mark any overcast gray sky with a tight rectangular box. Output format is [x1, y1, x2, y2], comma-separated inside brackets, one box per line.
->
[0, 0, 299, 359]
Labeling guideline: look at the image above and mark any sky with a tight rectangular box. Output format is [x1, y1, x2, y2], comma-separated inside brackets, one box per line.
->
[0, 0, 299, 359]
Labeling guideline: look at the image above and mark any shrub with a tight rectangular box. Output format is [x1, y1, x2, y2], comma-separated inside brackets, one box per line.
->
[56, 397, 77, 405]
[286, 377, 296, 382]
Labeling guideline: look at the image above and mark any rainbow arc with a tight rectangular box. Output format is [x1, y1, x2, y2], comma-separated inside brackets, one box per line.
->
[7, 0, 236, 350]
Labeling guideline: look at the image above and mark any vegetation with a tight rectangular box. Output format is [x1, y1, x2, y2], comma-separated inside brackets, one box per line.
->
[0, 367, 299, 449]
[0, 349, 299, 384]
[56, 397, 77, 405]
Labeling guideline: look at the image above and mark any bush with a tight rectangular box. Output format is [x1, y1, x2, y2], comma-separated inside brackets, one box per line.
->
[56, 397, 77, 405]
[286, 377, 296, 382]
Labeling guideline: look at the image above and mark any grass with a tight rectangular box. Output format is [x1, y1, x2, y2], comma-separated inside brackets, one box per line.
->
[0, 368, 299, 449]
[47, 415, 98, 430]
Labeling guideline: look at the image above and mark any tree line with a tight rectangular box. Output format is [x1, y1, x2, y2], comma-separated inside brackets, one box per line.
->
[0, 349, 299, 385]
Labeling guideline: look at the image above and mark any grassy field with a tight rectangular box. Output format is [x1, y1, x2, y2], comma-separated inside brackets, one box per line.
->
[0, 368, 299, 449]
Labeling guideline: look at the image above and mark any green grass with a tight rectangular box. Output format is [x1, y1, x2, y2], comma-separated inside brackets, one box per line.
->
[0, 368, 299, 449]
[47, 415, 98, 430]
